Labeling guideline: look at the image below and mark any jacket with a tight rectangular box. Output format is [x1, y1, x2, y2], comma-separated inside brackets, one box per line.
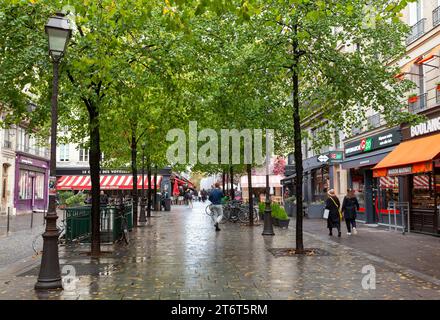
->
[342, 196, 360, 220]
[208, 188, 224, 205]
[325, 196, 341, 227]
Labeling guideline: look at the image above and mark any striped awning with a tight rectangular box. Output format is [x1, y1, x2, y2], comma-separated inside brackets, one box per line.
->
[413, 175, 430, 189]
[56, 175, 162, 190]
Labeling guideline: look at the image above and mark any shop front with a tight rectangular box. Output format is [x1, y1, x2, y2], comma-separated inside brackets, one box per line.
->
[373, 111, 440, 235]
[281, 151, 343, 218]
[14, 153, 49, 213]
[342, 128, 402, 224]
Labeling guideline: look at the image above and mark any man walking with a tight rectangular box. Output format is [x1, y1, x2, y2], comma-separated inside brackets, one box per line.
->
[209, 182, 224, 232]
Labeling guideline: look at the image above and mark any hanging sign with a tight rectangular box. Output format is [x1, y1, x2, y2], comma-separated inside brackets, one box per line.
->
[48, 176, 57, 196]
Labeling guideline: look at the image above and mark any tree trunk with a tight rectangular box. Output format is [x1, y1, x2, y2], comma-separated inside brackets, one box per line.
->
[247, 164, 253, 226]
[147, 158, 152, 218]
[230, 166, 234, 199]
[131, 132, 138, 227]
[153, 165, 158, 211]
[222, 170, 225, 192]
[88, 102, 101, 257]
[292, 25, 304, 253]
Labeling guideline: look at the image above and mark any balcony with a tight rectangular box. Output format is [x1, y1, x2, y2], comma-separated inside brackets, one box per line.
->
[406, 19, 426, 45]
[366, 113, 384, 129]
[351, 126, 361, 136]
[408, 93, 427, 113]
[434, 6, 440, 27]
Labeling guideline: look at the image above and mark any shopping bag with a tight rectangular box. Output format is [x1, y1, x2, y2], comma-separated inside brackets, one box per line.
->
[323, 209, 330, 219]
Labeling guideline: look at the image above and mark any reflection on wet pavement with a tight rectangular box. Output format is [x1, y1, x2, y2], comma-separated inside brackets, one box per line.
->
[0, 202, 439, 300]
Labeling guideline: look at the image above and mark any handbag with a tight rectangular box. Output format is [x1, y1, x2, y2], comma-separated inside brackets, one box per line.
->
[329, 197, 343, 221]
[323, 209, 330, 219]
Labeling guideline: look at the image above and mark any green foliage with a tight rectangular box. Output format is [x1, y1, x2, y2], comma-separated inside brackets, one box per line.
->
[65, 193, 87, 207]
[58, 191, 74, 205]
[258, 201, 289, 220]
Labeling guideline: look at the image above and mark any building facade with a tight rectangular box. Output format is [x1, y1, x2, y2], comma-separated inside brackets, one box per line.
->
[284, 1, 440, 235]
[0, 122, 50, 215]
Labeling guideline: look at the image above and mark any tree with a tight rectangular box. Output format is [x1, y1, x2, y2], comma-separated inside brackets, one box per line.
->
[250, 0, 416, 252]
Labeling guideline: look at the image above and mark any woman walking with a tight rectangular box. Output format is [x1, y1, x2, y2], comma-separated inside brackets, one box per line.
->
[325, 189, 342, 237]
[342, 189, 360, 235]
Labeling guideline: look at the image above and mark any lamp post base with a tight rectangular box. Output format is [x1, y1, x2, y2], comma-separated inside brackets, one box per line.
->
[35, 214, 62, 291]
[262, 207, 275, 236]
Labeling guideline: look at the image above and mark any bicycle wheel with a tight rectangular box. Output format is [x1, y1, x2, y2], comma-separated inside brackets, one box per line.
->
[205, 204, 213, 216]
[238, 208, 249, 223]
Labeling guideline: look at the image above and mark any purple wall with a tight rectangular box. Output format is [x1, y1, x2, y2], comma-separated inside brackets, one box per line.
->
[14, 153, 49, 213]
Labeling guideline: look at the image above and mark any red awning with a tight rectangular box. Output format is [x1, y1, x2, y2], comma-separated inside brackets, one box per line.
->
[57, 175, 162, 190]
[174, 177, 194, 188]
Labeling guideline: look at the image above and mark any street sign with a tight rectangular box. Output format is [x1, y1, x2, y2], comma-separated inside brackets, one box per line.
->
[318, 155, 329, 163]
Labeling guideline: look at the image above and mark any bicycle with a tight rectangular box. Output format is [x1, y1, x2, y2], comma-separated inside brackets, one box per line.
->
[116, 202, 129, 245]
[206, 203, 229, 224]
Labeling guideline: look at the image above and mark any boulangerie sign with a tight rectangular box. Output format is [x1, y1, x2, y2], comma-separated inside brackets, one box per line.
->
[410, 116, 440, 138]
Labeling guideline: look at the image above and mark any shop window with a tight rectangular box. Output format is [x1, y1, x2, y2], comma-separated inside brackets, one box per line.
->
[412, 174, 435, 209]
[312, 166, 329, 202]
[35, 173, 45, 200]
[18, 170, 32, 200]
[378, 176, 399, 214]
[351, 169, 365, 208]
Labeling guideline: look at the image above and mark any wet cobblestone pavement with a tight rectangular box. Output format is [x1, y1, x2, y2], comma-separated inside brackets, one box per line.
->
[0, 203, 439, 300]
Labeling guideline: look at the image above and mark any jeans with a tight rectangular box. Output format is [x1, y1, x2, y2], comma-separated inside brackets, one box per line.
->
[211, 204, 223, 224]
[345, 219, 357, 232]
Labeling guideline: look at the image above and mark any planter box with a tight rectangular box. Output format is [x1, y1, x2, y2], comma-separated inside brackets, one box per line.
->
[284, 202, 295, 217]
[277, 219, 290, 229]
[272, 217, 279, 227]
[307, 203, 325, 219]
[408, 96, 418, 103]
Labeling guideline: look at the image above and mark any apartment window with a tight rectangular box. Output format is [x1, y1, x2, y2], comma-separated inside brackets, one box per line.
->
[409, 0, 422, 25]
[59, 144, 70, 162]
[79, 148, 89, 162]
[17, 127, 30, 152]
[3, 129, 12, 148]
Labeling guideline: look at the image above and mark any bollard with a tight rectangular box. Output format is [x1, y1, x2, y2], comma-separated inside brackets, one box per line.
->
[30, 209, 34, 229]
[7, 207, 10, 234]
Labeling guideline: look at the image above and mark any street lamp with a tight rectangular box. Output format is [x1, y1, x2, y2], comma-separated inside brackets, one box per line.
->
[139, 142, 147, 224]
[262, 128, 275, 236]
[35, 13, 72, 290]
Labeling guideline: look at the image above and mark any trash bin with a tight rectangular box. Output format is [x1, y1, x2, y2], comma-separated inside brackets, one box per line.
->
[154, 193, 161, 211]
[164, 198, 171, 211]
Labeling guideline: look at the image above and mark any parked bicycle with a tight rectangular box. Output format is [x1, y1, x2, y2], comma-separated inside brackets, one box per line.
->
[116, 200, 129, 245]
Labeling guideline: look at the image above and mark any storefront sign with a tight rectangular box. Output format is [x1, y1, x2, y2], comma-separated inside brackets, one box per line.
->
[18, 155, 48, 169]
[410, 116, 440, 138]
[388, 166, 412, 176]
[316, 151, 344, 164]
[345, 128, 401, 158]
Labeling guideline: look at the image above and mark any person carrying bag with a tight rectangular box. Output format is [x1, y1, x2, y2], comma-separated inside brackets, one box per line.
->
[324, 189, 342, 237]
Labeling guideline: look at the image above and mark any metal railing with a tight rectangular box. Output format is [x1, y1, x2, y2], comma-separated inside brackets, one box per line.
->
[434, 6, 440, 27]
[437, 89, 440, 105]
[408, 93, 427, 113]
[406, 18, 426, 45]
[3, 140, 12, 149]
[378, 202, 410, 234]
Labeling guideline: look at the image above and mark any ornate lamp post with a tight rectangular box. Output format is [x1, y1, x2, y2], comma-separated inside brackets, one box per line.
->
[139, 142, 147, 224]
[262, 128, 275, 236]
[35, 13, 72, 290]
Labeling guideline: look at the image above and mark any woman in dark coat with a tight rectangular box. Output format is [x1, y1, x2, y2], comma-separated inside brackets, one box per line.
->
[325, 189, 341, 237]
[341, 189, 360, 235]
